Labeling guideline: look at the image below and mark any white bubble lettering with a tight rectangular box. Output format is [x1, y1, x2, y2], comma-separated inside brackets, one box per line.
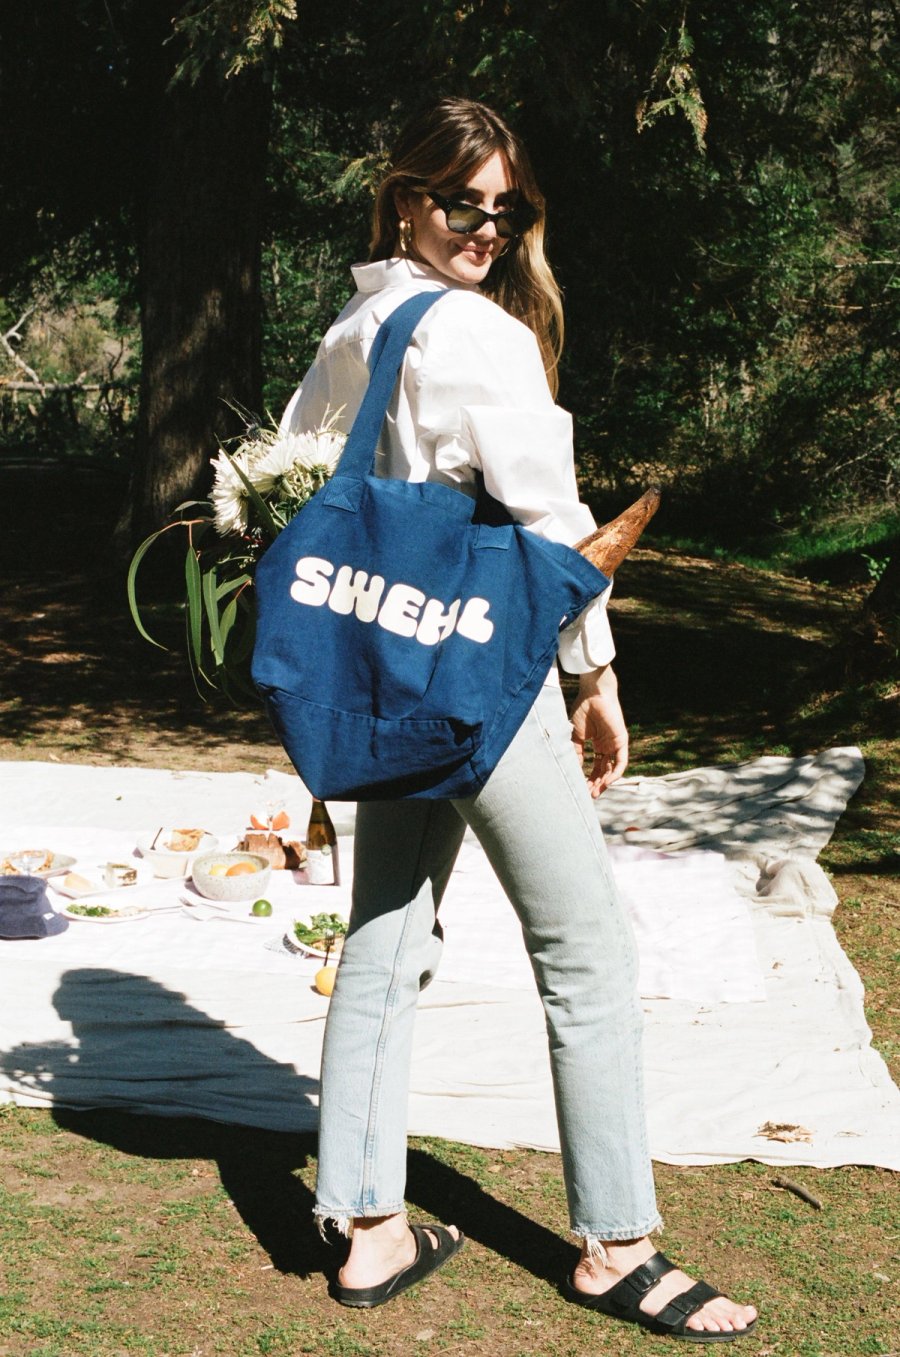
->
[378, 582, 426, 638]
[290, 556, 334, 606]
[416, 597, 461, 646]
[456, 597, 495, 643]
[287, 555, 495, 647]
[327, 565, 386, 622]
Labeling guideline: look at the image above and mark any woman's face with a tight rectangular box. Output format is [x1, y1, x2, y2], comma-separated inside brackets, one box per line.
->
[396, 151, 516, 286]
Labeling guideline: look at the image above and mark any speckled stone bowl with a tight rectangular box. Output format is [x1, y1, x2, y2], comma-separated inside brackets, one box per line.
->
[190, 851, 271, 902]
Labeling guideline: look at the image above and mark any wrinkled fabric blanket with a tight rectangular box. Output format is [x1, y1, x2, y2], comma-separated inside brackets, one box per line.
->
[1, 749, 898, 1169]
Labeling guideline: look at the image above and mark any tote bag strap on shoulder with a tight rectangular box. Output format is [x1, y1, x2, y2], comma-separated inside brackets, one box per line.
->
[330, 290, 445, 484]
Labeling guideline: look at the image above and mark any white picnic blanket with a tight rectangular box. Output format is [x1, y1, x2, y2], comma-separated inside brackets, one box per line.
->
[1, 749, 898, 1169]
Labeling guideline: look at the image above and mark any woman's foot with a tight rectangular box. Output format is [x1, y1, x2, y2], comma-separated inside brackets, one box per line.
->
[570, 1236, 757, 1338]
[338, 1213, 462, 1291]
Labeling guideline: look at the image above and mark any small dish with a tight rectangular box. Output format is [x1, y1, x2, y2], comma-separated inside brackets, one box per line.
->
[53, 863, 150, 899]
[191, 852, 271, 902]
[61, 903, 149, 924]
[136, 829, 218, 878]
[0, 850, 76, 879]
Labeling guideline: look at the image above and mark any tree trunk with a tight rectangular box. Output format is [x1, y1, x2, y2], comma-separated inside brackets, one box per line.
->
[116, 60, 271, 548]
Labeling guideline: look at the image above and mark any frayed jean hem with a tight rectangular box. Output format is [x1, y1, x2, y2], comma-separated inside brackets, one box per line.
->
[574, 1214, 664, 1264]
[314, 1204, 408, 1241]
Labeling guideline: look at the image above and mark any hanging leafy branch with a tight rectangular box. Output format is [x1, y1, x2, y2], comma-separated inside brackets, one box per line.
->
[171, 0, 298, 83]
[636, 13, 708, 153]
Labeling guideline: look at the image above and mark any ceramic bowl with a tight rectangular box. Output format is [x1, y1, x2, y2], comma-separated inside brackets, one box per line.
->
[190, 851, 271, 902]
[136, 829, 219, 878]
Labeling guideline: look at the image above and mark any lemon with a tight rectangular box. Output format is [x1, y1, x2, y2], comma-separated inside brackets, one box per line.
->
[251, 898, 273, 917]
[314, 966, 337, 996]
[208, 864, 229, 877]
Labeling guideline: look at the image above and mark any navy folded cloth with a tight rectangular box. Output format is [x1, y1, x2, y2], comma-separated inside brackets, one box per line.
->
[0, 875, 68, 938]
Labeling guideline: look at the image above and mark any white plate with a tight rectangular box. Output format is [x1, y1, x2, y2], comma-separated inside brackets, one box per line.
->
[285, 921, 346, 960]
[61, 904, 149, 924]
[52, 863, 150, 899]
[0, 851, 76, 879]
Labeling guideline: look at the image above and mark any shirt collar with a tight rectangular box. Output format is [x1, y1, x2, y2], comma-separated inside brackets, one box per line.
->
[350, 256, 479, 294]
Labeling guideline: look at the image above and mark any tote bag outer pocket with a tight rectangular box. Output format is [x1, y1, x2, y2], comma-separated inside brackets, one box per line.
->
[252, 291, 608, 801]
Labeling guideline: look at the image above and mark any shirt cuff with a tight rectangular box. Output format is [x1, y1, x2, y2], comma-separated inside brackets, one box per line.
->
[557, 584, 615, 673]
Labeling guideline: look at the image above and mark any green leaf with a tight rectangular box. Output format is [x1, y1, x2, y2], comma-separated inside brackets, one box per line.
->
[215, 571, 253, 601]
[202, 565, 226, 666]
[126, 528, 172, 649]
[218, 595, 239, 651]
[228, 593, 257, 666]
[184, 545, 204, 670]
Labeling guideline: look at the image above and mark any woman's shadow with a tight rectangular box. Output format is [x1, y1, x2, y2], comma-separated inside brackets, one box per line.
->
[2, 966, 571, 1286]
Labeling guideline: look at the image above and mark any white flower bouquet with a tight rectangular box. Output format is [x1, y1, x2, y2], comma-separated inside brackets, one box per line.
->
[127, 411, 346, 698]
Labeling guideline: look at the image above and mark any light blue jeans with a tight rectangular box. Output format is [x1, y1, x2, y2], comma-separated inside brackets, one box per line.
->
[314, 683, 662, 1247]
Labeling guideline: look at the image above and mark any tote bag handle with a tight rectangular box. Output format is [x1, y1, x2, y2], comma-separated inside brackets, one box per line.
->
[330, 291, 445, 484]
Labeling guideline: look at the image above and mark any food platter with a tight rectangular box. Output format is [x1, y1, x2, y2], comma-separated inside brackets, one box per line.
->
[0, 850, 76, 880]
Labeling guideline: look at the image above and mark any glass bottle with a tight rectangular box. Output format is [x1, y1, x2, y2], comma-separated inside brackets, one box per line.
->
[305, 798, 341, 886]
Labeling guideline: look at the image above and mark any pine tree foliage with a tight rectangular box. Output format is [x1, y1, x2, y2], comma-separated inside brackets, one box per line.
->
[1, 0, 897, 561]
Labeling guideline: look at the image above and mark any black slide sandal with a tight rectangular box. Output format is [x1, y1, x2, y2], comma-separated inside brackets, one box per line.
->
[331, 1224, 465, 1309]
[564, 1251, 757, 1343]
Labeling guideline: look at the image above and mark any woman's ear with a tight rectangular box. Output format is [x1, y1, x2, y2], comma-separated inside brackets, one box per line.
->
[393, 185, 414, 220]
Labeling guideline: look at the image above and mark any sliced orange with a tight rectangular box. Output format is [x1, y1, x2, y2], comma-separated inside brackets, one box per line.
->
[226, 861, 258, 877]
[249, 813, 268, 830]
[271, 810, 291, 831]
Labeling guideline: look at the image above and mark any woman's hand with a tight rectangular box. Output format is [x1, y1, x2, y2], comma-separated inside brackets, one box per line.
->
[569, 664, 629, 798]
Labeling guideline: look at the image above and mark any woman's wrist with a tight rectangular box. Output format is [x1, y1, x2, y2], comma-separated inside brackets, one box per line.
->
[577, 663, 618, 700]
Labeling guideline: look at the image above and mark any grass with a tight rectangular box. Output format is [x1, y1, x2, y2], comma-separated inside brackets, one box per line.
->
[1, 1109, 898, 1356]
[647, 501, 900, 586]
[1, 470, 898, 1355]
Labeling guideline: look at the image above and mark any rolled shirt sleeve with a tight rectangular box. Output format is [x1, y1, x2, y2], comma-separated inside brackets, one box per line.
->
[413, 293, 615, 671]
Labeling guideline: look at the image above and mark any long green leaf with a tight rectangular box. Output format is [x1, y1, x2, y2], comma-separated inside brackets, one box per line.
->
[229, 593, 257, 666]
[218, 596, 239, 652]
[184, 545, 204, 670]
[215, 571, 252, 601]
[202, 566, 225, 666]
[126, 527, 173, 649]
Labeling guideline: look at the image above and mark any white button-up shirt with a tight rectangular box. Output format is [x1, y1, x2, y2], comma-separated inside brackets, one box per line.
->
[280, 257, 615, 677]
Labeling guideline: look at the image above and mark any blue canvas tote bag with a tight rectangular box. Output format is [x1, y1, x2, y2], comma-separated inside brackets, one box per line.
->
[252, 290, 609, 800]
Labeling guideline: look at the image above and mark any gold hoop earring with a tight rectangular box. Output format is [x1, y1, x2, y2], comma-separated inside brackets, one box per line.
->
[398, 218, 413, 255]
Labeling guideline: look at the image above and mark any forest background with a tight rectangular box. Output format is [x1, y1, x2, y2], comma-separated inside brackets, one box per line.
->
[0, 0, 897, 615]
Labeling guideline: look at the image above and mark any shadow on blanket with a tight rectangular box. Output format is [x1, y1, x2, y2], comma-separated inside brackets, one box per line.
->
[2, 968, 572, 1284]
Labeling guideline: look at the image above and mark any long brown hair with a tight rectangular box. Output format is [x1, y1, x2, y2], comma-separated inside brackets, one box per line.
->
[369, 98, 564, 395]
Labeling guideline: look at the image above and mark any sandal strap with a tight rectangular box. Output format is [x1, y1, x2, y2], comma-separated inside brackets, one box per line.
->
[654, 1279, 723, 1333]
[409, 1224, 456, 1258]
[599, 1250, 678, 1318]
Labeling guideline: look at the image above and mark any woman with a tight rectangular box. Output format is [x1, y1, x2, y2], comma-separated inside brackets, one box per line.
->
[281, 97, 758, 1342]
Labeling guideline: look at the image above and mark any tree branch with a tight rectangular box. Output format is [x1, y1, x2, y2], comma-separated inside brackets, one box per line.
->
[0, 379, 133, 393]
[0, 308, 43, 387]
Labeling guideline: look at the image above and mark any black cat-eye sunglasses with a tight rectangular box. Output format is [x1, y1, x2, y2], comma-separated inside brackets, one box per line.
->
[426, 190, 537, 239]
